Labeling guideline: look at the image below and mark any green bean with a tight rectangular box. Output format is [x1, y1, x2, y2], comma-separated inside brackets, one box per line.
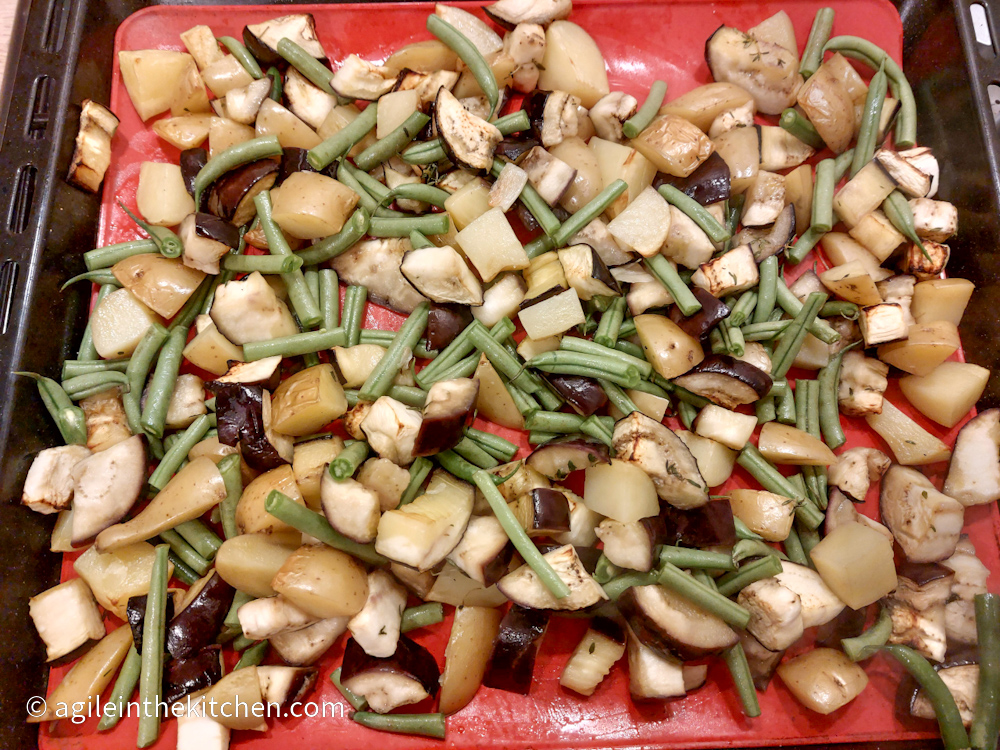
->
[342, 285, 367, 348]
[623, 80, 667, 139]
[643, 253, 701, 316]
[309, 103, 378, 170]
[737, 444, 805, 502]
[851, 63, 888, 178]
[552, 179, 628, 248]
[400, 603, 445, 633]
[118, 202, 183, 259]
[464, 427, 518, 462]
[232, 634, 255, 651]
[883, 189, 931, 260]
[782, 523, 809, 566]
[839, 606, 893, 662]
[580, 414, 613, 446]
[721, 318, 746, 357]
[174, 519, 222, 561]
[474, 470, 570, 599]
[295, 208, 369, 266]
[232, 640, 268, 670]
[337, 161, 403, 219]
[409, 230, 435, 249]
[824, 36, 917, 148]
[800, 8, 835, 78]
[84, 239, 158, 271]
[173, 274, 216, 331]
[833, 147, 856, 182]
[62, 370, 129, 397]
[254, 191, 322, 328]
[330, 441, 370, 480]
[352, 711, 446, 740]
[730, 517, 763, 543]
[817, 343, 856, 449]
[657, 184, 731, 244]
[140, 326, 187, 439]
[369, 212, 450, 237]
[468, 321, 543, 393]
[785, 225, 826, 266]
[593, 554, 621, 585]
[771, 292, 828, 379]
[344, 385, 424, 408]
[658, 562, 750, 628]
[391, 183, 450, 209]
[529, 351, 640, 388]
[820, 301, 860, 319]
[750, 265, 780, 326]
[778, 108, 825, 150]
[61, 268, 119, 289]
[267, 66, 282, 100]
[120, 324, 168, 433]
[243, 326, 347, 361]
[276, 37, 334, 93]
[402, 110, 530, 165]
[428, 14, 497, 117]
[160, 529, 211, 576]
[594, 295, 626, 347]
[728, 290, 758, 328]
[148, 415, 212, 490]
[811, 158, 836, 234]
[265, 490, 387, 565]
[398, 456, 433, 507]
[659, 545, 736, 571]
[756, 394, 776, 424]
[169, 560, 201, 601]
[732, 539, 786, 564]
[524, 234, 555, 260]
[353, 111, 430, 172]
[602, 570, 659, 601]
[723, 643, 762, 717]
[217, 35, 263, 78]
[359, 302, 429, 401]
[505, 378, 542, 419]
[600, 378, 638, 416]
[317, 269, 339, 331]
[677, 400, 697, 430]
[137, 544, 169, 747]
[883, 644, 970, 750]
[775, 279, 840, 344]
[560, 337, 652, 378]
[332, 667, 368, 711]
[222, 252, 302, 274]
[528, 430, 559, 444]
[614, 339, 645, 362]
[453, 436, 499, 469]
[489, 160, 560, 236]
[194, 135, 282, 207]
[714, 554, 784, 598]
[971, 593, 1000, 750]
[98, 645, 141, 731]
[62, 358, 129, 380]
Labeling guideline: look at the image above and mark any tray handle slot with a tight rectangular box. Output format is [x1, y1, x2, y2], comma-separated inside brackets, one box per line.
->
[0, 260, 19, 335]
[7, 165, 37, 235]
[970, 2, 998, 55]
[41, 0, 71, 54]
[25, 76, 52, 141]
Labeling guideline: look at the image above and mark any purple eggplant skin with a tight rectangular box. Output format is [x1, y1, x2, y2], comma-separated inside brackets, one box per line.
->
[590, 615, 626, 645]
[412, 379, 480, 457]
[166, 572, 235, 660]
[426, 304, 473, 351]
[669, 287, 731, 340]
[483, 543, 516, 588]
[180, 148, 209, 198]
[548, 374, 608, 417]
[653, 151, 731, 206]
[341, 634, 441, 696]
[495, 135, 542, 164]
[673, 354, 773, 409]
[815, 604, 870, 649]
[483, 605, 549, 695]
[242, 26, 281, 68]
[659, 499, 737, 548]
[126, 594, 176, 653]
[515, 202, 541, 233]
[205, 382, 288, 471]
[535, 543, 603, 576]
[268, 667, 321, 711]
[523, 91, 550, 143]
[525, 437, 611, 481]
[897, 561, 955, 586]
[206, 158, 279, 218]
[194, 212, 241, 250]
[164, 645, 224, 705]
[525, 488, 572, 534]
[278, 147, 316, 185]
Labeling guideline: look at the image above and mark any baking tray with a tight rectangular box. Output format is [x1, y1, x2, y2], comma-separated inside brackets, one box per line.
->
[0, 0, 997, 748]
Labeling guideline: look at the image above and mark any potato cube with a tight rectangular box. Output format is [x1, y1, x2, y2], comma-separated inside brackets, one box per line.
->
[811, 522, 897, 608]
[877, 321, 960, 377]
[607, 186, 672, 257]
[271, 172, 360, 240]
[119, 49, 197, 121]
[456, 207, 529, 282]
[848, 209, 904, 262]
[271, 364, 348, 435]
[912, 278, 974, 326]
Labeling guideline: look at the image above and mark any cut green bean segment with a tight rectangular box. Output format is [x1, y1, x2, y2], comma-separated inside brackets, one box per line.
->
[194, 135, 282, 207]
[810, 159, 836, 233]
[353, 111, 429, 171]
[167, 552, 199, 584]
[402, 110, 529, 165]
[369, 212, 450, 237]
[453, 436, 500, 468]
[783, 524, 809, 566]
[297, 208, 370, 265]
[232, 634, 255, 651]
[851, 62, 888, 178]
[84, 239, 158, 271]
[266, 66, 282, 100]
[623, 80, 667, 139]
[61, 268, 119, 289]
[140, 326, 187, 440]
[137, 544, 169, 748]
[123, 323, 169, 434]
[677, 400, 697, 430]
[657, 184, 731, 244]
[473, 470, 570, 599]
[343, 285, 367, 348]
[490, 159, 561, 236]
[277, 38, 334, 93]
[98, 645, 141, 731]
[529, 351, 640, 389]
[724, 643, 762, 717]
[62, 357, 130, 380]
[352, 711, 446, 740]
[602, 570, 659, 601]
[785, 225, 826, 266]
[391, 183, 450, 209]
[174, 519, 222, 560]
[401, 603, 445, 633]
[775, 279, 840, 344]
[235, 640, 269, 670]
[332, 667, 368, 711]
[715, 554, 784, 597]
[552, 179, 628, 248]
[594, 295, 626, 347]
[817, 343, 857, 449]
[409, 230, 435, 249]
[337, 163, 402, 218]
[820, 301, 860, 319]
[732, 539, 787, 564]
[265, 490, 387, 565]
[464, 427, 518, 462]
[737, 444, 806, 503]
[771, 291, 827, 379]
[659, 546, 736, 571]
[883, 645, 970, 750]
[467, 321, 543, 393]
[778, 108, 825, 150]
[734, 517, 765, 541]
[728, 290, 758, 328]
[218, 35, 263, 78]
[580, 414, 613, 446]
[308, 102, 378, 170]
[330, 440, 370, 480]
[359, 302, 429, 401]
[62, 370, 129, 398]
[399, 456, 433, 506]
[428, 14, 497, 117]
[800, 7, 835, 78]
[971, 593, 1000, 750]
[217, 453, 243, 540]
[148, 415, 212, 490]
[644, 253, 701, 316]
[242, 326, 347, 361]
[560, 336, 653, 378]
[658, 562, 750, 628]
[160, 529, 211, 576]
[222, 252, 302, 274]
[600, 378, 638, 416]
[319, 269, 339, 330]
[841, 606, 892, 661]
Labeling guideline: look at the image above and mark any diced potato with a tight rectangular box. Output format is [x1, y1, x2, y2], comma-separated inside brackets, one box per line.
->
[877, 321, 960, 377]
[183, 315, 244, 376]
[899, 361, 990, 428]
[848, 210, 904, 262]
[376, 89, 420, 139]
[444, 177, 492, 230]
[205, 666, 266, 731]
[626, 388, 672, 423]
[255, 99, 321, 149]
[784, 163, 813, 231]
[236, 465, 306, 542]
[118, 49, 197, 121]
[584, 459, 658, 523]
[677, 430, 737, 487]
[537, 21, 609, 107]
[634, 313, 704, 379]
[169, 59, 211, 117]
[659, 82, 754, 133]
[631, 114, 713, 178]
[456, 207, 529, 282]
[384, 39, 460, 74]
[293, 437, 344, 510]
[758, 422, 837, 465]
[693, 404, 757, 450]
[112, 254, 205, 319]
[271, 364, 348, 436]
[271, 172, 360, 240]
[135, 161, 195, 227]
[215, 533, 297, 598]
[201, 55, 255, 98]
[912, 278, 974, 326]
[90, 288, 163, 359]
[777, 648, 869, 715]
[179, 25, 225, 71]
[797, 62, 854, 153]
[272, 545, 369, 618]
[727, 488, 794, 542]
[550, 136, 603, 213]
[865, 399, 951, 465]
[152, 115, 214, 150]
[473, 354, 523, 430]
[589, 137, 656, 218]
[606, 186, 672, 257]
[811, 522, 897, 609]
[208, 117, 255, 156]
[439, 606, 503, 714]
[519, 288, 586, 339]
[792, 332, 831, 371]
[832, 160, 895, 228]
[712, 125, 759, 194]
[820, 232, 891, 282]
[73, 541, 173, 618]
[819, 261, 882, 306]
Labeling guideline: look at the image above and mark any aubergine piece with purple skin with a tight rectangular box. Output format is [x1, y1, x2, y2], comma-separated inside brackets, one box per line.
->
[126, 594, 176, 652]
[180, 148, 208, 197]
[212, 356, 283, 391]
[257, 665, 320, 710]
[495, 135, 542, 164]
[660, 499, 737, 548]
[595, 516, 666, 572]
[482, 605, 549, 695]
[277, 147, 317, 185]
[243, 14, 326, 68]
[558, 244, 621, 300]
[205, 382, 289, 471]
[533, 542, 603, 575]
[412, 378, 479, 456]
[525, 436, 610, 481]
[895, 561, 955, 611]
[653, 151, 731, 206]
[166, 572, 235, 659]
[447, 514, 514, 586]
[815, 604, 869, 649]
[178, 212, 242, 275]
[738, 630, 784, 691]
[425, 304, 473, 351]
[340, 635, 440, 714]
[672, 354, 772, 409]
[435, 87, 502, 172]
[206, 158, 279, 225]
[617, 583, 738, 661]
[509, 488, 572, 536]
[548, 374, 607, 417]
[734, 203, 796, 262]
[164, 645, 224, 705]
[669, 287, 731, 340]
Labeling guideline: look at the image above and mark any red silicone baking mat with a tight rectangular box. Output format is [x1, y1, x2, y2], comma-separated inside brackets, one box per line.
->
[36, 1, 1000, 748]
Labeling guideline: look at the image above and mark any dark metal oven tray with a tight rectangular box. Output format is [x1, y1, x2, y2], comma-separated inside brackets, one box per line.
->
[0, 0, 997, 748]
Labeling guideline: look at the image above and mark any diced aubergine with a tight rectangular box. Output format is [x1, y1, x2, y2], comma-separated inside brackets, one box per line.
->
[211, 356, 282, 389]
[557, 244, 621, 301]
[340, 635, 440, 714]
[523, 89, 581, 148]
[206, 158, 279, 225]
[495, 135, 543, 164]
[827, 446, 891, 502]
[237, 596, 319, 642]
[525, 436, 610, 480]
[206, 382, 291, 471]
[705, 26, 802, 115]
[943, 408, 1000, 507]
[911, 662, 980, 726]
[28, 578, 106, 661]
[497, 544, 607, 610]
[179, 212, 243, 275]
[739, 630, 784, 691]
[126, 593, 177, 652]
[224, 77, 272, 125]
[257, 665, 320, 710]
[653, 151, 732, 206]
[67, 100, 120, 193]
[483, 0, 572, 28]
[669, 286, 731, 340]
[164, 645, 224, 705]
[446, 514, 513, 586]
[400, 245, 484, 306]
[509, 488, 572, 536]
[180, 148, 208, 197]
[559, 617, 627, 696]
[435, 87, 502, 171]
[270, 617, 349, 666]
[595, 516, 665, 572]
[332, 238, 427, 314]
[626, 627, 687, 699]
[483, 605, 549, 694]
[881, 465, 965, 563]
[347, 570, 408, 658]
[659, 499, 737, 549]
[331, 55, 395, 100]
[589, 92, 638, 142]
[425, 304, 473, 351]
[520, 146, 578, 206]
[547, 374, 608, 417]
[166, 571, 235, 659]
[672, 354, 773, 409]
[321, 474, 381, 544]
[895, 562, 955, 611]
[734, 203, 796, 262]
[21, 445, 91, 515]
[413, 378, 479, 456]
[70, 434, 146, 545]
[277, 147, 317, 184]
[243, 14, 326, 66]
